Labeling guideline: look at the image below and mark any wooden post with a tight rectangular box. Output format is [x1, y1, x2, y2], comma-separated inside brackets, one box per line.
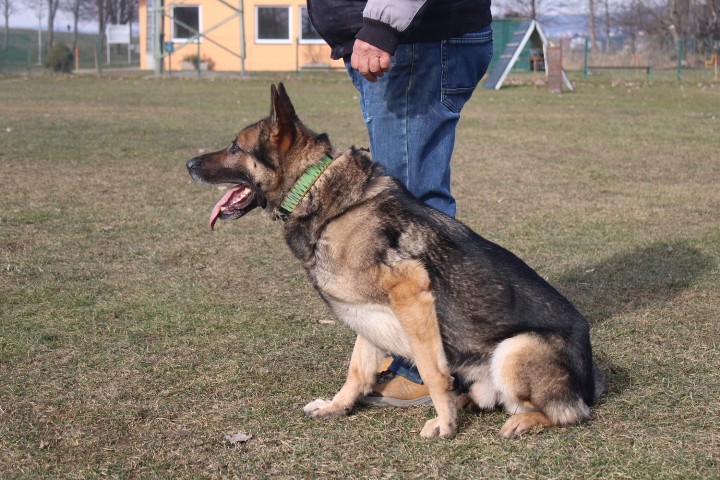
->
[546, 45, 563, 93]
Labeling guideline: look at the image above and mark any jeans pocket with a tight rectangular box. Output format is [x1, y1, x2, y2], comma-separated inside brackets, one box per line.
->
[441, 26, 494, 112]
[344, 59, 361, 91]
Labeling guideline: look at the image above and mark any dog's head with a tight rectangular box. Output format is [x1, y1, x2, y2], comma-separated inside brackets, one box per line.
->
[186, 83, 332, 229]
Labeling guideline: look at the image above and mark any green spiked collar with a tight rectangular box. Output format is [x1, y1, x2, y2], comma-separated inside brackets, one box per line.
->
[276, 154, 334, 221]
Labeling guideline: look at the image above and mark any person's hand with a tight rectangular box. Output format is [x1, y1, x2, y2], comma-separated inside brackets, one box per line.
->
[351, 39, 392, 82]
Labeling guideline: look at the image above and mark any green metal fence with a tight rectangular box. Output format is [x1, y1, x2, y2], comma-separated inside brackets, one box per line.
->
[1, 29, 139, 72]
[0, 32, 32, 70]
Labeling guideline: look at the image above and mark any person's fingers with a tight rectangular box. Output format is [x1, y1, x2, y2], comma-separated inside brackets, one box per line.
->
[369, 55, 383, 78]
[352, 54, 378, 82]
[351, 39, 392, 82]
[379, 53, 391, 73]
[351, 52, 370, 78]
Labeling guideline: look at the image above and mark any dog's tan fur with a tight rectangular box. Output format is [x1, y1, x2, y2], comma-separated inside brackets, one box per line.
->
[187, 84, 604, 439]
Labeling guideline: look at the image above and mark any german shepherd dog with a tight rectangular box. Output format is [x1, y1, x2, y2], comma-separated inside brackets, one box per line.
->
[186, 84, 604, 439]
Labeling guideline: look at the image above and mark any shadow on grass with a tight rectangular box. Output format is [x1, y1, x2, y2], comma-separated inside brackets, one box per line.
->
[556, 240, 714, 325]
[555, 240, 715, 397]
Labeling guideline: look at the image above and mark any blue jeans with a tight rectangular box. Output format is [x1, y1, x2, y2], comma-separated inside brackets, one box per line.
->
[346, 25, 493, 384]
[346, 24, 493, 218]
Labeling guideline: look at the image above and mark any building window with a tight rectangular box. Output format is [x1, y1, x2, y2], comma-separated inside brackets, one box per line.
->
[256, 6, 291, 43]
[299, 7, 323, 44]
[173, 6, 200, 42]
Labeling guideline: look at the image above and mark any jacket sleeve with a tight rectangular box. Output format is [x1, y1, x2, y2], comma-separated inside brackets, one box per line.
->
[355, 0, 429, 55]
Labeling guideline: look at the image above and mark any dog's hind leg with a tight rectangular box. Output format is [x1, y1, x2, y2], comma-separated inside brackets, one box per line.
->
[303, 334, 384, 419]
[491, 333, 591, 439]
[381, 260, 457, 439]
[466, 367, 501, 410]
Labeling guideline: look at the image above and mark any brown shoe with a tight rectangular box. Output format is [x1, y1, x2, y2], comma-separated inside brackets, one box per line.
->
[359, 358, 433, 407]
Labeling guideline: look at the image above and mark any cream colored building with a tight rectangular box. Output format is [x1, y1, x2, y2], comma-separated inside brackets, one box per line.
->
[138, 0, 343, 72]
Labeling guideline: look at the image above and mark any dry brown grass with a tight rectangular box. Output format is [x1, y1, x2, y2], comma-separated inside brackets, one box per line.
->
[1, 71, 718, 478]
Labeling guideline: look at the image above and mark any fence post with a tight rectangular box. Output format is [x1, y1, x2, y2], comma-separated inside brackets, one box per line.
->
[677, 40, 683, 82]
[26, 36, 32, 69]
[96, 41, 103, 77]
[583, 37, 589, 80]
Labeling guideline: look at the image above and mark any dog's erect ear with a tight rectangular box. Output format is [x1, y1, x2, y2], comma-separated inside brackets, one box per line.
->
[269, 83, 297, 157]
[270, 83, 296, 126]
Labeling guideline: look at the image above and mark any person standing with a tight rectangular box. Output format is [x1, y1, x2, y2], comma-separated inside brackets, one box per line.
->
[307, 0, 493, 406]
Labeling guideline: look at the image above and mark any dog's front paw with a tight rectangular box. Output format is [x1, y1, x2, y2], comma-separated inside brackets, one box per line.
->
[303, 398, 350, 420]
[303, 398, 331, 416]
[420, 417, 457, 439]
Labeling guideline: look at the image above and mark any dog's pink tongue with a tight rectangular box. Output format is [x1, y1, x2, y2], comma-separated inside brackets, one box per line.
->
[209, 186, 245, 230]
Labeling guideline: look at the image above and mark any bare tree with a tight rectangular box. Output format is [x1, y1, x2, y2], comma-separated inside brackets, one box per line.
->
[61, 0, 85, 51]
[612, 0, 648, 53]
[46, 0, 59, 46]
[499, 0, 574, 20]
[2, 0, 18, 48]
[600, 0, 611, 52]
[613, 0, 716, 59]
[588, 0, 597, 49]
[692, 0, 720, 53]
[96, 0, 108, 42]
[81, 0, 135, 51]
[668, 0, 690, 49]
[587, 0, 616, 52]
[81, 0, 111, 49]
[107, 0, 135, 24]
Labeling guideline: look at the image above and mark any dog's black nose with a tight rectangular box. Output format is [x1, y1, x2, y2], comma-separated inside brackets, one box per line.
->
[186, 157, 201, 171]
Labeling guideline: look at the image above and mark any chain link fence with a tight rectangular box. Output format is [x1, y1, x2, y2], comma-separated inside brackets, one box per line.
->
[1, 32, 33, 70]
[1, 29, 139, 72]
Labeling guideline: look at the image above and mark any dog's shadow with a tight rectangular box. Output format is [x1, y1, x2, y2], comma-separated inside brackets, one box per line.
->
[553, 239, 714, 397]
[556, 239, 712, 324]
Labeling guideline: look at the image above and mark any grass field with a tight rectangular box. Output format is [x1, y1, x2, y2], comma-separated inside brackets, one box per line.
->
[1, 71, 719, 478]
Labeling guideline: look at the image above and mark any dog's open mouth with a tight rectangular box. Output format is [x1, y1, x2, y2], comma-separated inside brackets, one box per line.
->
[209, 183, 257, 230]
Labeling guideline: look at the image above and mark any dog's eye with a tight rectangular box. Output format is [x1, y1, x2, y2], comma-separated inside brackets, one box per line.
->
[229, 139, 241, 155]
